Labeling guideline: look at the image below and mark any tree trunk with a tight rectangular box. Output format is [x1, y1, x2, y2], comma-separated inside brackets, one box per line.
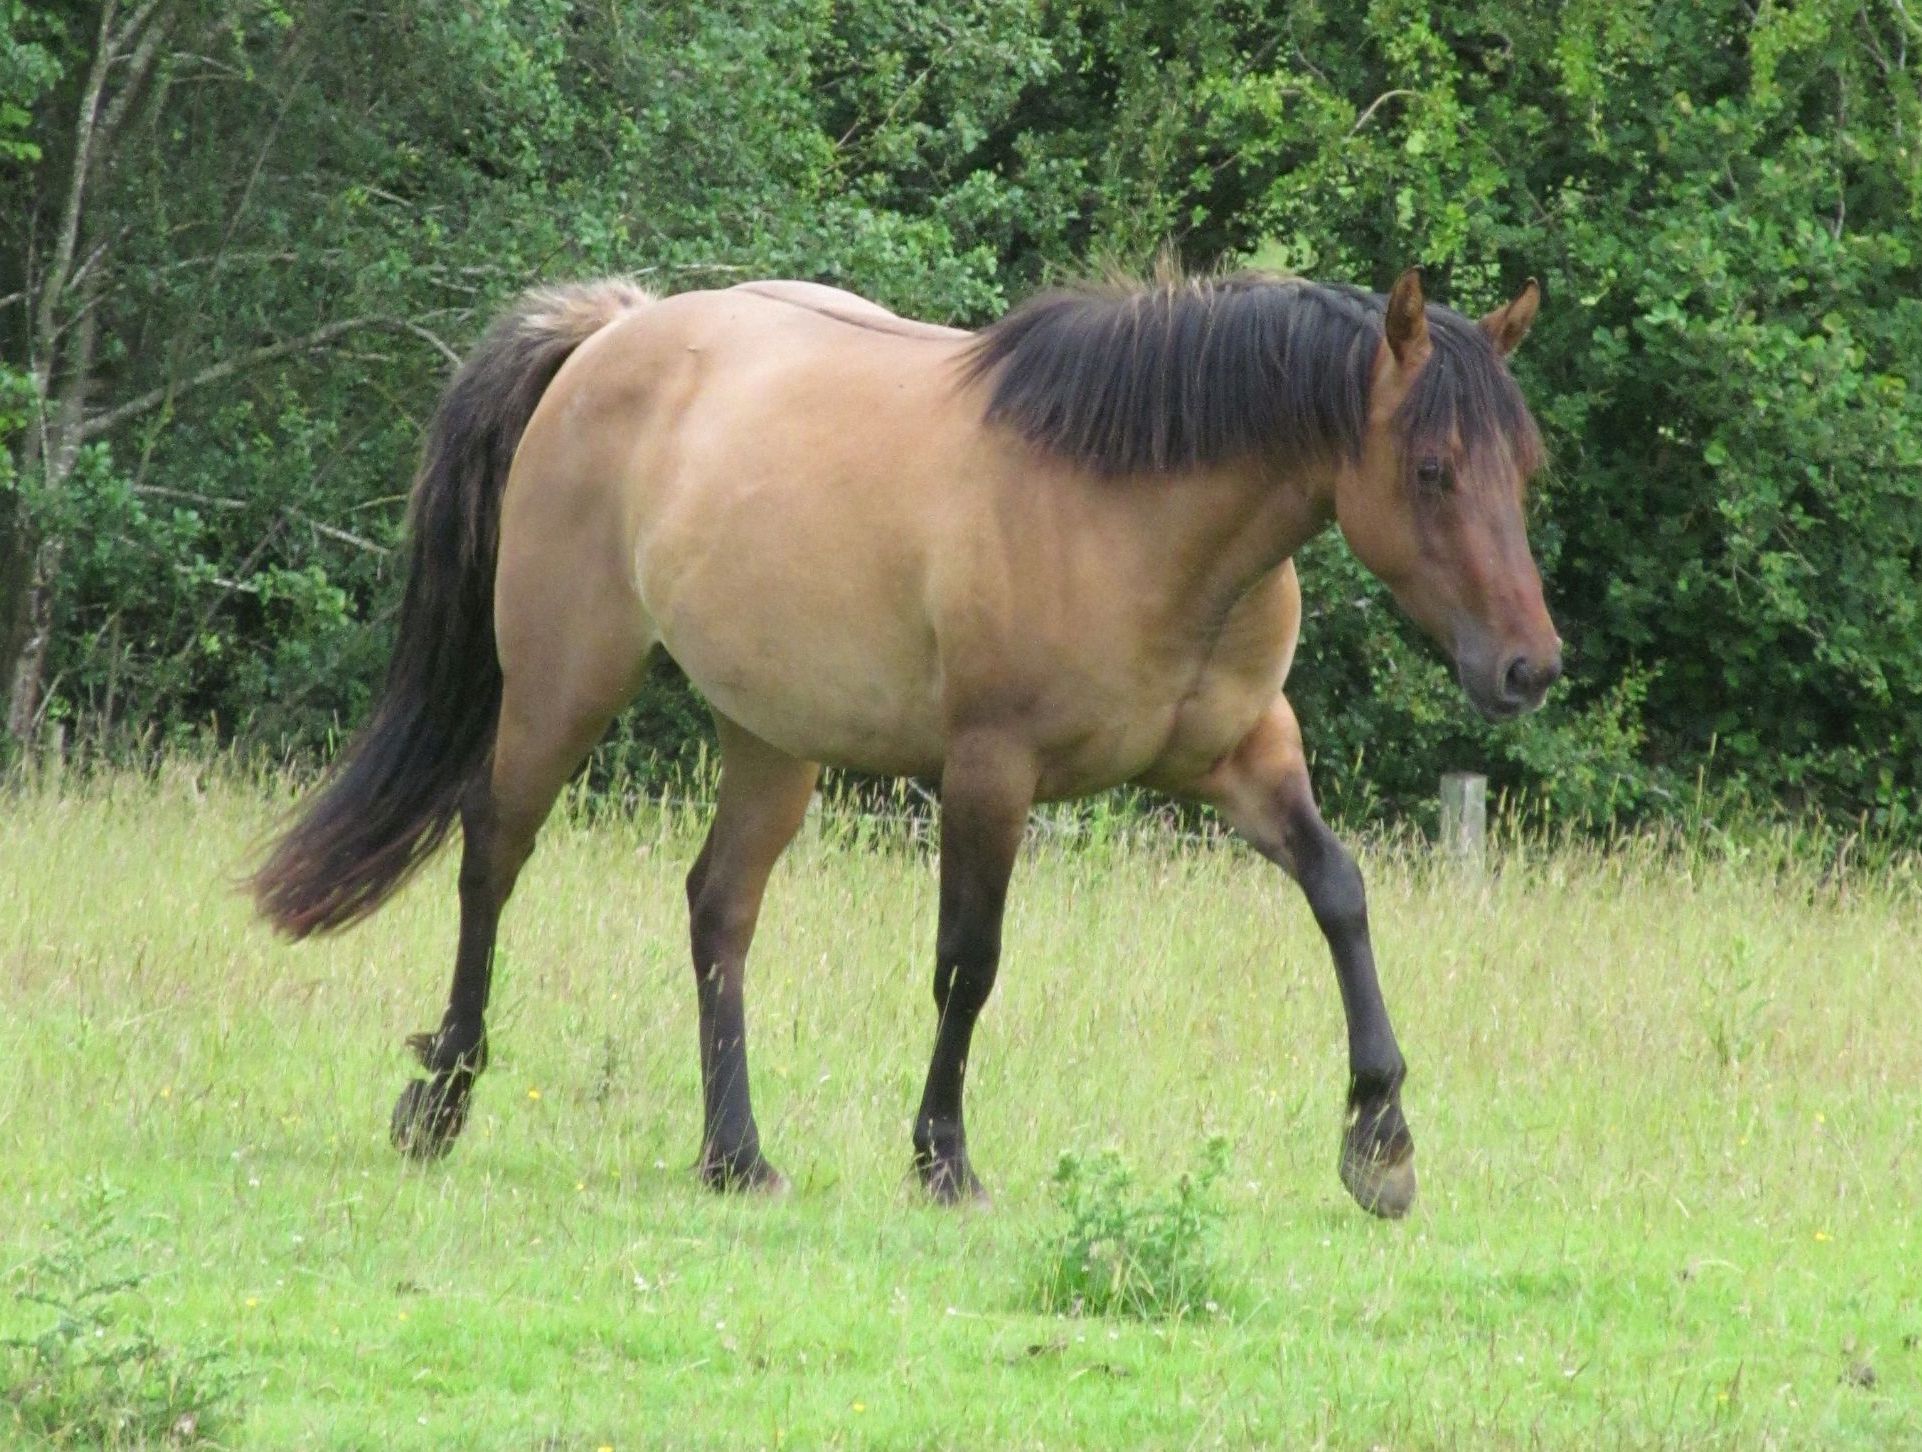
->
[0, 495, 35, 740]
[0, 0, 174, 748]
[4, 539, 57, 742]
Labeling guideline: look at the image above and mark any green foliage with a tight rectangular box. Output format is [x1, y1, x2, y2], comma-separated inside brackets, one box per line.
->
[2, 1181, 238, 1448]
[4, 0, 1918, 833]
[0, 1, 62, 163]
[1033, 1137, 1232, 1321]
[1205, 0, 1922, 831]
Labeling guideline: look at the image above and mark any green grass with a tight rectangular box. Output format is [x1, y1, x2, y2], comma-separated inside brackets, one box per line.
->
[3, 766, 1919, 1450]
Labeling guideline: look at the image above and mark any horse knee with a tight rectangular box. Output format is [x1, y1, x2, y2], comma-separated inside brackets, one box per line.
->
[1291, 819, 1369, 940]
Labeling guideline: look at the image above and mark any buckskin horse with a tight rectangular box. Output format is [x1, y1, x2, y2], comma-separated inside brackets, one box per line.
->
[253, 265, 1559, 1218]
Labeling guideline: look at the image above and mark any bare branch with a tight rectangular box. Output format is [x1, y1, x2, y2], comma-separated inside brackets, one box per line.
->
[80, 317, 460, 439]
[95, 0, 176, 152]
[33, 1, 121, 358]
[294, 514, 391, 556]
[357, 184, 416, 209]
[63, 234, 118, 297]
[1350, 89, 1418, 135]
[141, 248, 333, 276]
[131, 484, 247, 510]
[382, 319, 463, 370]
[110, 0, 170, 54]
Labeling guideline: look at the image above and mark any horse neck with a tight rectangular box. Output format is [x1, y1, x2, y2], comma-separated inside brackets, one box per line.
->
[1146, 453, 1336, 624]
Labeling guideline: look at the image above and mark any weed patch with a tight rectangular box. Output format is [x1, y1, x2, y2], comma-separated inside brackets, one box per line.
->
[1032, 1136, 1231, 1320]
[2, 1182, 237, 1449]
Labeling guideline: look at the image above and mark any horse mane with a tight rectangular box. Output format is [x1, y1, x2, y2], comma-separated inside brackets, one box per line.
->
[961, 270, 1542, 478]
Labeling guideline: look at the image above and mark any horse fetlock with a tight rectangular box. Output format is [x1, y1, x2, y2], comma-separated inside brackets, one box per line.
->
[699, 1140, 786, 1196]
[406, 1024, 488, 1075]
[915, 1148, 988, 1206]
[913, 1121, 987, 1206]
[1347, 1054, 1406, 1105]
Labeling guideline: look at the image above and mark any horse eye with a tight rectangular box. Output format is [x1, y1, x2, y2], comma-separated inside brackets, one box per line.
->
[1415, 456, 1447, 490]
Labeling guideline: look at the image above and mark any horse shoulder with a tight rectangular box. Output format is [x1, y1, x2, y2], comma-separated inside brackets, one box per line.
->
[1137, 561, 1303, 791]
[1212, 559, 1303, 687]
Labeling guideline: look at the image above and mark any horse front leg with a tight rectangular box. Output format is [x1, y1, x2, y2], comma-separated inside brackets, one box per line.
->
[1191, 696, 1415, 1218]
[685, 718, 820, 1193]
[913, 732, 1037, 1204]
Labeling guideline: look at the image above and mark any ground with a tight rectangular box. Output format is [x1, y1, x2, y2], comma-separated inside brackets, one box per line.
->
[2, 767, 1918, 1450]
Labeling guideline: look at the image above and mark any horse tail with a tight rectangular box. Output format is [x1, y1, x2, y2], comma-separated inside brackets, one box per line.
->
[253, 278, 654, 938]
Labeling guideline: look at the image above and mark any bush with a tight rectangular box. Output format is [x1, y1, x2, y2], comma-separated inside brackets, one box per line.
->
[1032, 1137, 1232, 1321]
[8, 0, 1917, 836]
[2, 1181, 238, 1448]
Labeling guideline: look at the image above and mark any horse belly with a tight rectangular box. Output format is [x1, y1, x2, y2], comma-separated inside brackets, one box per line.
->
[680, 626, 946, 776]
[638, 503, 947, 774]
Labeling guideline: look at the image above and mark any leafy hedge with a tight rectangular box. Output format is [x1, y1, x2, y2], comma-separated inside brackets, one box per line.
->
[4, 0, 1917, 833]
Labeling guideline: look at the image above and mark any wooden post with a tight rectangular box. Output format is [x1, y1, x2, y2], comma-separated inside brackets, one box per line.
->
[1440, 772, 1486, 869]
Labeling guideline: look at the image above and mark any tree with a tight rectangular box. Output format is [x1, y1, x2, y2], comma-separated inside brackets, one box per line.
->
[4, 0, 1918, 831]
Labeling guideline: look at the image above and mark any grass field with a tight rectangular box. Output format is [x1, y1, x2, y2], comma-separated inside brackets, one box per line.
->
[3, 766, 1919, 1450]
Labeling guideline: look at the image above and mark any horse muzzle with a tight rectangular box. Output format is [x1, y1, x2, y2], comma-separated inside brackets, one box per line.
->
[1457, 639, 1562, 721]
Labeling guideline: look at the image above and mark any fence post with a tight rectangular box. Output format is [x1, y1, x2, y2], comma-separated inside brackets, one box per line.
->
[1439, 771, 1486, 870]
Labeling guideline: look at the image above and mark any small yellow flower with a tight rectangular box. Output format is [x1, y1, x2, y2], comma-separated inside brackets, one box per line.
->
[398, 1310, 410, 1321]
[1814, 1230, 1832, 1242]
[527, 1088, 542, 1101]
[852, 1402, 866, 1414]
[1814, 1112, 1826, 1125]
[245, 1297, 260, 1309]
[597, 1445, 613, 1451]
[576, 1181, 586, 1192]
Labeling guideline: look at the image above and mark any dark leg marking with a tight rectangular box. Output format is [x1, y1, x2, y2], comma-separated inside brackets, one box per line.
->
[912, 736, 1034, 1204]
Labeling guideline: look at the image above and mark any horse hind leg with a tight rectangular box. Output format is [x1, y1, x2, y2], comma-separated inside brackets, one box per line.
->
[684, 716, 820, 1192]
[391, 616, 654, 1159]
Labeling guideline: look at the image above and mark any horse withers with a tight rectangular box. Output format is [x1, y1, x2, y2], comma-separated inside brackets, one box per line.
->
[253, 265, 1558, 1218]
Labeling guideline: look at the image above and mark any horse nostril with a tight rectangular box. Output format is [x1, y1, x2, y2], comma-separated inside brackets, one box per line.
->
[1502, 655, 1534, 703]
[1502, 652, 1563, 704]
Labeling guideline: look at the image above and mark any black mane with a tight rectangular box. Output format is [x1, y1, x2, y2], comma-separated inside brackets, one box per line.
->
[962, 272, 1542, 477]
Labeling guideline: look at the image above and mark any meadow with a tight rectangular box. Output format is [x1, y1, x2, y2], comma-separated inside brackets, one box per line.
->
[2, 767, 1918, 1450]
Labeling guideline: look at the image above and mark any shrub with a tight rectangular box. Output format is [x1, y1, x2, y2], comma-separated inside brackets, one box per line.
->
[1032, 1136, 1232, 1321]
[2, 1181, 238, 1448]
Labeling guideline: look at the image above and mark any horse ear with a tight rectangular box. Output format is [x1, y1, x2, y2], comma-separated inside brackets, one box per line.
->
[1480, 278, 1540, 357]
[1384, 266, 1430, 369]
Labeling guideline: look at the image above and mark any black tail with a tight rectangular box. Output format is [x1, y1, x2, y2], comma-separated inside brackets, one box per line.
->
[253, 278, 652, 938]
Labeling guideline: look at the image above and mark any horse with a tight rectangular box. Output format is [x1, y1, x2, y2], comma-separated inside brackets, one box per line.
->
[252, 264, 1559, 1218]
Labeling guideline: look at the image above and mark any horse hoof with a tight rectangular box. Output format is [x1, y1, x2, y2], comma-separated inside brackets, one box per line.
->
[918, 1156, 990, 1207]
[1339, 1136, 1417, 1219]
[391, 1077, 469, 1161]
[700, 1153, 788, 1197]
